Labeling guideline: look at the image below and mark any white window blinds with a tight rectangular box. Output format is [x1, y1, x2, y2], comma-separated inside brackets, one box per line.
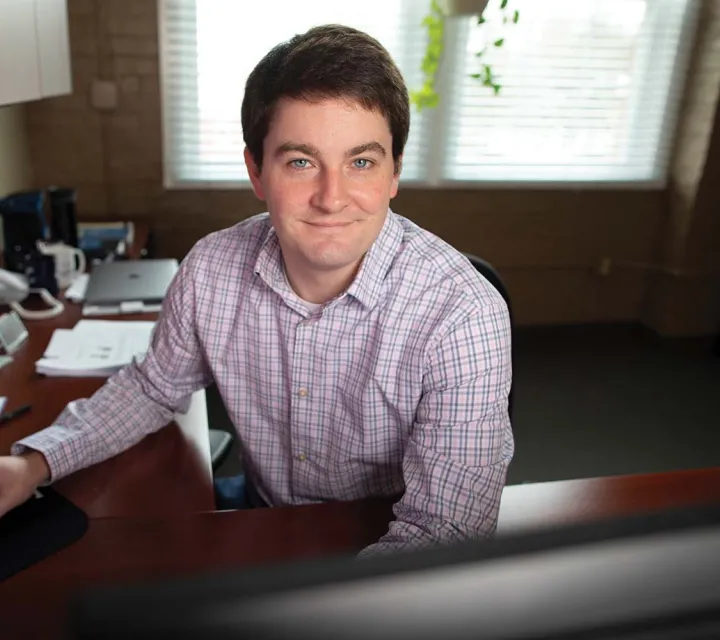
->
[159, 0, 697, 188]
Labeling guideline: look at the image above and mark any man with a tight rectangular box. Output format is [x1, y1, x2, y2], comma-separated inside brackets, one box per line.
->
[0, 25, 513, 555]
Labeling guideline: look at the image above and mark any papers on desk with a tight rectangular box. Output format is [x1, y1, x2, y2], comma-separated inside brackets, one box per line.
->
[65, 273, 89, 301]
[35, 320, 155, 377]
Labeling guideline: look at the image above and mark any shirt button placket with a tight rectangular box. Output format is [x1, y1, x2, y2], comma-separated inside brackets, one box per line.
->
[292, 322, 313, 481]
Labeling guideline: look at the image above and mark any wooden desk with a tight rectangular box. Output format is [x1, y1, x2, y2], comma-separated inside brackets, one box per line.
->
[1, 467, 719, 639]
[0, 284, 214, 519]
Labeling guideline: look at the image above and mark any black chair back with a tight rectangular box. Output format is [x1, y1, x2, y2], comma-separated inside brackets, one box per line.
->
[462, 253, 514, 422]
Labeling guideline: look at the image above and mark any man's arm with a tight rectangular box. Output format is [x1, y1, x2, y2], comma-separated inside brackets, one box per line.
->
[10, 247, 213, 483]
[359, 301, 513, 556]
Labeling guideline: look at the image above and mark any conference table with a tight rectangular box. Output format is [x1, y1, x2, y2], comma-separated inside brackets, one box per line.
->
[1, 248, 720, 638]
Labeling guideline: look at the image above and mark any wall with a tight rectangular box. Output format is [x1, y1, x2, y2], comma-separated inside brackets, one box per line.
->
[0, 105, 31, 197]
[23, 0, 699, 329]
[642, 0, 720, 336]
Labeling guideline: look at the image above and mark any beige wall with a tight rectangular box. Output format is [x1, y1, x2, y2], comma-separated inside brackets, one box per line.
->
[642, 0, 720, 335]
[0, 105, 31, 197]
[21, 0, 718, 332]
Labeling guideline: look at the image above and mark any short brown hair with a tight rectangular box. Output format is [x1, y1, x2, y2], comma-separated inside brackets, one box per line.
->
[242, 24, 409, 174]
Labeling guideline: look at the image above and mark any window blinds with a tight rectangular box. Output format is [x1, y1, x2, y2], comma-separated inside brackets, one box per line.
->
[159, 0, 696, 188]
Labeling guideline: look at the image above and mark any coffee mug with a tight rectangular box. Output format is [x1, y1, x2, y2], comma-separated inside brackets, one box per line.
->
[36, 241, 86, 289]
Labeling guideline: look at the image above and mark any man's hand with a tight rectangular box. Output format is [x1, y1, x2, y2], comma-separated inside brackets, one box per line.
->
[0, 452, 50, 518]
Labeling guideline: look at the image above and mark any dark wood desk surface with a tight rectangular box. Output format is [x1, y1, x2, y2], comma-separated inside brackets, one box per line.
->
[0, 231, 214, 518]
[2, 467, 719, 639]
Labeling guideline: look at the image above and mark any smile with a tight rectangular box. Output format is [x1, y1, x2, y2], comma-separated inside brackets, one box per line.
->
[306, 221, 354, 228]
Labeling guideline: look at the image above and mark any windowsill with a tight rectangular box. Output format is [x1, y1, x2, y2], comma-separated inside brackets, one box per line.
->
[162, 178, 667, 191]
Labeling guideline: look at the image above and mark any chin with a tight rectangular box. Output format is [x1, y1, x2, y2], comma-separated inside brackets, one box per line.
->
[305, 246, 362, 271]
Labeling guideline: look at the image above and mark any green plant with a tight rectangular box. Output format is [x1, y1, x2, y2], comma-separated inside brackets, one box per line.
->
[411, 0, 520, 111]
[410, 0, 445, 111]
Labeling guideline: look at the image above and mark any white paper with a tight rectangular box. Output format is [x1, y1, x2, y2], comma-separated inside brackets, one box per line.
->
[65, 273, 90, 301]
[36, 320, 156, 377]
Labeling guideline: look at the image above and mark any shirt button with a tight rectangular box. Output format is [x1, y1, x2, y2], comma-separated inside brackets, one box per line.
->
[297, 388, 308, 398]
[296, 453, 307, 462]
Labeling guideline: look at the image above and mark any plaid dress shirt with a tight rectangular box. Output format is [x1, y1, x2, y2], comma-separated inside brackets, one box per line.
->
[15, 211, 514, 555]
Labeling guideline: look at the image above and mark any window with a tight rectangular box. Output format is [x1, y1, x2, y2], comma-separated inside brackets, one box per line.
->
[159, 0, 697, 188]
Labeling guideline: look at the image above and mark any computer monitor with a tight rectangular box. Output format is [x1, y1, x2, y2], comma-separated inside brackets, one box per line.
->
[73, 503, 720, 640]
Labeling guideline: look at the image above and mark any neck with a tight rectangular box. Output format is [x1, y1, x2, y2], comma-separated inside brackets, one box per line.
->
[283, 258, 362, 304]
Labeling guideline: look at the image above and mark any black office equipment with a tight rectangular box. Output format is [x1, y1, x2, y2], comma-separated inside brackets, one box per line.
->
[73, 503, 720, 640]
[0, 190, 48, 273]
[0, 487, 89, 582]
[48, 187, 79, 248]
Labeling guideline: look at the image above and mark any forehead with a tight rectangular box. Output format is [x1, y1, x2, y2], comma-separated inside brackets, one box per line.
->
[266, 96, 392, 139]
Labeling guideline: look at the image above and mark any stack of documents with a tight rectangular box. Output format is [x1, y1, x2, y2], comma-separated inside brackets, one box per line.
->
[35, 320, 155, 378]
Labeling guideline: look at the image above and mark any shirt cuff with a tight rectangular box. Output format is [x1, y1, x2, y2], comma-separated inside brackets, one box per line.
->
[10, 428, 75, 484]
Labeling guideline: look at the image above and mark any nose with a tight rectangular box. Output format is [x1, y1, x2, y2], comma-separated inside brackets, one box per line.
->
[311, 169, 351, 214]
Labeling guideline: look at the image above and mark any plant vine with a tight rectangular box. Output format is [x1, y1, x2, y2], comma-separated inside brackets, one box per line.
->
[411, 0, 520, 111]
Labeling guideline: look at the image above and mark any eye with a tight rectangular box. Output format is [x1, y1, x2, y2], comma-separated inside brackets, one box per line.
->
[289, 158, 311, 169]
[352, 158, 373, 169]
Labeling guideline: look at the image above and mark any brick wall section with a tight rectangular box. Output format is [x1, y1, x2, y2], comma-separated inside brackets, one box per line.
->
[642, 0, 720, 335]
[20, 0, 716, 331]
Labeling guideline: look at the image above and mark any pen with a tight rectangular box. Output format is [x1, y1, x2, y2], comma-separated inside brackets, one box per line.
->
[0, 404, 32, 425]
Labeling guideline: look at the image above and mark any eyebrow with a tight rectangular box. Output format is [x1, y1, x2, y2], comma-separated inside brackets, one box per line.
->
[346, 141, 387, 158]
[274, 141, 388, 159]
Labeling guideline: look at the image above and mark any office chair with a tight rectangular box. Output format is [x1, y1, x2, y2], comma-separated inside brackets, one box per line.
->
[462, 253, 515, 421]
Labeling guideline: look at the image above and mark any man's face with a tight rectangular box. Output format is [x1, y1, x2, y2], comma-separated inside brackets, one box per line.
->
[245, 97, 400, 276]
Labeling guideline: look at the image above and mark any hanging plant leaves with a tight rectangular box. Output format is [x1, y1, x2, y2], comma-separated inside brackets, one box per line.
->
[513, 10, 520, 23]
[494, 38, 505, 47]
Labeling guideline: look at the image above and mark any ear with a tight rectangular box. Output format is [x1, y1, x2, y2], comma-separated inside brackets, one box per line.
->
[390, 154, 402, 198]
[244, 147, 266, 200]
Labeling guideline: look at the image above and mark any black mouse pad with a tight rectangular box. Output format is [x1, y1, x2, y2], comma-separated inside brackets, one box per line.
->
[0, 487, 89, 582]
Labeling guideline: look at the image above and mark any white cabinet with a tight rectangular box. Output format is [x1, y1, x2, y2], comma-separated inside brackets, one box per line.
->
[0, 0, 72, 107]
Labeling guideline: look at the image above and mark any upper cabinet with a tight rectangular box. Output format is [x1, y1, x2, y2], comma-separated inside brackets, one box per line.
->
[0, 0, 72, 107]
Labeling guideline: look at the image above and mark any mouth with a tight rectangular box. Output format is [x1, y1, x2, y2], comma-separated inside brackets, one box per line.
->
[306, 221, 355, 228]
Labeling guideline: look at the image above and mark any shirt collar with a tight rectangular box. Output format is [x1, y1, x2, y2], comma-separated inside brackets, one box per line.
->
[253, 210, 403, 311]
[253, 221, 285, 292]
[345, 210, 403, 310]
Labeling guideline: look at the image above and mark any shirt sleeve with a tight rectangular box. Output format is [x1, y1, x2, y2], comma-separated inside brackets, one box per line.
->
[359, 300, 514, 557]
[11, 248, 213, 482]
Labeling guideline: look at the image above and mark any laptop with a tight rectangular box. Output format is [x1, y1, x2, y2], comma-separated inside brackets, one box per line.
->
[84, 259, 179, 305]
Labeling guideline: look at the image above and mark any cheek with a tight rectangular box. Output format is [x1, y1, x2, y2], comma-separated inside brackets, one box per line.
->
[351, 177, 392, 209]
[264, 176, 312, 213]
